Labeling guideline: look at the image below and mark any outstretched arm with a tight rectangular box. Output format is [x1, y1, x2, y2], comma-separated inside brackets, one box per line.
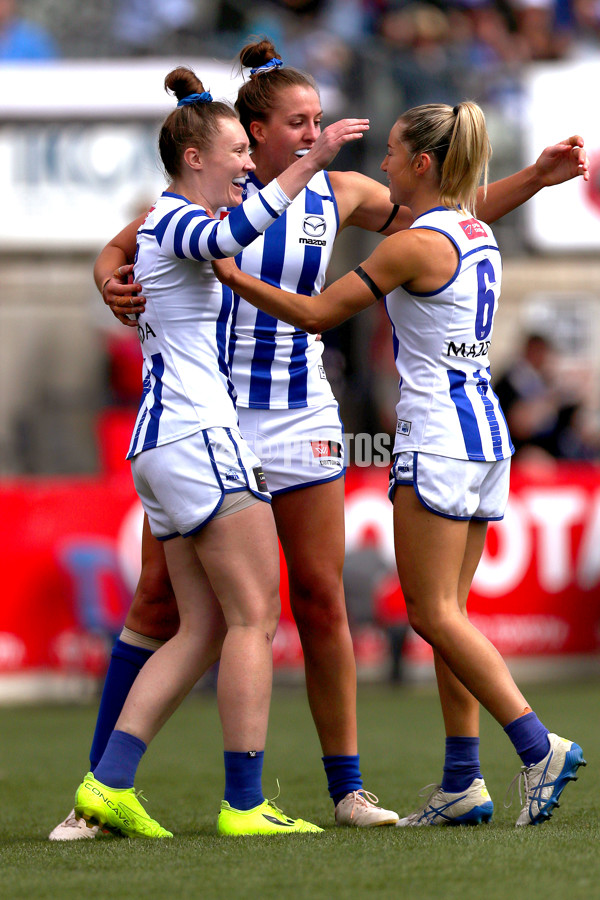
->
[212, 229, 424, 333]
[212, 256, 377, 334]
[477, 135, 589, 224]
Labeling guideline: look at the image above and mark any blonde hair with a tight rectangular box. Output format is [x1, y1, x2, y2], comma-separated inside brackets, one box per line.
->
[398, 101, 491, 215]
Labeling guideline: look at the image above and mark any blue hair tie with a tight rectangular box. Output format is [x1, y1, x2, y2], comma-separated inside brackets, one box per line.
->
[177, 91, 213, 107]
[250, 58, 283, 76]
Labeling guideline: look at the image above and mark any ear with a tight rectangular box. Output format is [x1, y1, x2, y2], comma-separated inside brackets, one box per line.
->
[249, 120, 266, 145]
[414, 152, 433, 176]
[183, 146, 203, 171]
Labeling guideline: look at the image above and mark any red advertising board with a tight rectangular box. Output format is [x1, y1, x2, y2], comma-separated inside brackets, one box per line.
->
[342, 464, 600, 669]
[1, 454, 599, 686]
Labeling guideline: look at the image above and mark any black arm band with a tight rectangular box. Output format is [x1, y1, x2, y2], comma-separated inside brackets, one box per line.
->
[377, 204, 400, 233]
[354, 265, 384, 301]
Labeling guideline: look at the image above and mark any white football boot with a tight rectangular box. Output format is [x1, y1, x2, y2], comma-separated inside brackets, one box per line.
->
[335, 789, 399, 826]
[48, 808, 100, 840]
[507, 733, 586, 826]
[396, 778, 493, 826]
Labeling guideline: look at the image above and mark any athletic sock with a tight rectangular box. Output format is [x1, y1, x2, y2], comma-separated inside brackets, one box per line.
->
[441, 737, 482, 793]
[223, 751, 265, 811]
[322, 754, 363, 807]
[93, 729, 147, 789]
[504, 711, 550, 767]
[89, 637, 155, 771]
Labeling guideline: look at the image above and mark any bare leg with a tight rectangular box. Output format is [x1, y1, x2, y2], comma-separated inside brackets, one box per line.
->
[115, 501, 280, 749]
[114, 535, 226, 743]
[273, 478, 357, 755]
[394, 490, 529, 727]
[433, 521, 487, 738]
[192, 501, 280, 752]
[124, 514, 179, 641]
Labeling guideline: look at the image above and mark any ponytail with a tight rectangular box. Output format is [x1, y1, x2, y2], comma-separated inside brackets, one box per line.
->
[399, 101, 491, 215]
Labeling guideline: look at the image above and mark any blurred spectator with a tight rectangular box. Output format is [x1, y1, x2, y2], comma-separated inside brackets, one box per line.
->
[569, 0, 600, 58]
[234, 0, 356, 101]
[508, 0, 571, 60]
[111, 0, 214, 56]
[0, 0, 58, 59]
[493, 332, 597, 461]
[377, 2, 462, 105]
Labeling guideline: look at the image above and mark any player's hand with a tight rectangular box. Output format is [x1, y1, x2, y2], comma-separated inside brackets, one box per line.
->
[304, 118, 370, 169]
[101, 264, 146, 327]
[534, 135, 589, 186]
[212, 256, 240, 286]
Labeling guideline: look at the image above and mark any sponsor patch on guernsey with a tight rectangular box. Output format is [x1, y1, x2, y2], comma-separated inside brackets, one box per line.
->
[310, 440, 343, 468]
[396, 420, 411, 436]
[459, 218, 487, 240]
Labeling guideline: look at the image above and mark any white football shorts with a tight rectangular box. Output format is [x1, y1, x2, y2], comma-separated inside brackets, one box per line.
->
[237, 400, 345, 495]
[131, 425, 270, 539]
[388, 450, 511, 521]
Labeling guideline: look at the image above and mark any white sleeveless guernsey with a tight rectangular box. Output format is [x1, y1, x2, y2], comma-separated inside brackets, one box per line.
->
[229, 170, 339, 410]
[126, 179, 292, 459]
[385, 206, 514, 462]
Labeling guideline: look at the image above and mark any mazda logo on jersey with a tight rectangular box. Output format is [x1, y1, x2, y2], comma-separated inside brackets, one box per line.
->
[303, 215, 326, 237]
[299, 215, 327, 246]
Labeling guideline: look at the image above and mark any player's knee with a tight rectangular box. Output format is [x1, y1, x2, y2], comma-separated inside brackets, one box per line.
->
[126, 565, 179, 638]
[290, 573, 346, 633]
[404, 600, 449, 646]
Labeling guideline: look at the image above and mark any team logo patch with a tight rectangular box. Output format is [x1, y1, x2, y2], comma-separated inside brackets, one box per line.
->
[459, 218, 487, 240]
[310, 440, 343, 468]
[253, 465, 269, 493]
[396, 419, 411, 436]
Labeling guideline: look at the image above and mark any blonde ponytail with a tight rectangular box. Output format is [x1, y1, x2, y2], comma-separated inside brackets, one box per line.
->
[399, 101, 491, 215]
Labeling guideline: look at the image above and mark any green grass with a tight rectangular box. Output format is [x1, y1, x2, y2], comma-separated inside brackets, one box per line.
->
[0, 680, 598, 899]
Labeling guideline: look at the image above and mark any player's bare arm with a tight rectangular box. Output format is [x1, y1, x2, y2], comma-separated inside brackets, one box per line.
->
[213, 253, 374, 333]
[476, 135, 588, 223]
[94, 215, 146, 326]
[328, 169, 414, 235]
[212, 228, 432, 334]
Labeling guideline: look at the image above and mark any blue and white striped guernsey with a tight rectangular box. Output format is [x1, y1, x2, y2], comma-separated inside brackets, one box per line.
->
[126, 178, 292, 460]
[385, 207, 514, 462]
[229, 170, 339, 409]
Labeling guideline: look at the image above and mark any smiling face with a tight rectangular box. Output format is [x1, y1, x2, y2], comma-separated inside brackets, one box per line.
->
[250, 85, 323, 179]
[198, 117, 255, 210]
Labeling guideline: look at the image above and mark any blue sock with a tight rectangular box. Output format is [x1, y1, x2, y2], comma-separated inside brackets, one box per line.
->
[441, 737, 482, 793]
[322, 755, 363, 807]
[223, 751, 264, 811]
[93, 730, 147, 789]
[504, 711, 550, 767]
[89, 639, 154, 771]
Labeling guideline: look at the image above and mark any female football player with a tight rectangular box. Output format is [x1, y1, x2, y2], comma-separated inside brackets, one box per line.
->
[211, 98, 586, 828]
[69, 64, 368, 838]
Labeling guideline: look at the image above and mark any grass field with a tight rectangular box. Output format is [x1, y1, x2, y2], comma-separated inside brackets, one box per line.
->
[0, 678, 598, 899]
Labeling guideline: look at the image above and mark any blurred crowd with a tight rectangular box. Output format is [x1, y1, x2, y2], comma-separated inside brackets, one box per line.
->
[7, 1, 600, 105]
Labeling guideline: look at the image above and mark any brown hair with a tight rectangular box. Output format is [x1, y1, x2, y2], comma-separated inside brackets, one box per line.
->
[398, 101, 491, 215]
[235, 38, 319, 147]
[159, 66, 238, 179]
